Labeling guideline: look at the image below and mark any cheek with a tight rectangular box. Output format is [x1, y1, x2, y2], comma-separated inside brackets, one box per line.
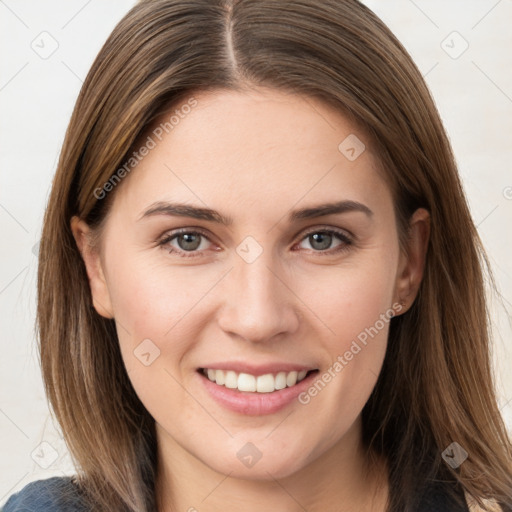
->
[292, 253, 396, 422]
[106, 249, 217, 342]
[101, 253, 204, 400]
[298, 254, 397, 349]
[108, 257, 213, 418]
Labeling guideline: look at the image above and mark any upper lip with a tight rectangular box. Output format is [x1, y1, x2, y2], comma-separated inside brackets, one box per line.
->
[198, 361, 318, 377]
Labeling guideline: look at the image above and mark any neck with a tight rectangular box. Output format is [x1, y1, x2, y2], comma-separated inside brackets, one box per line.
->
[155, 417, 389, 512]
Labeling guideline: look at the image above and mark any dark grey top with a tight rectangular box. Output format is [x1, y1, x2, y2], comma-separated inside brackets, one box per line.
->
[2, 475, 472, 511]
[2, 477, 88, 512]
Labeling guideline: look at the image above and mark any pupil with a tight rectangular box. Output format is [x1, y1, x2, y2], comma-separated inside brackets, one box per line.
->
[310, 232, 331, 250]
[178, 233, 201, 251]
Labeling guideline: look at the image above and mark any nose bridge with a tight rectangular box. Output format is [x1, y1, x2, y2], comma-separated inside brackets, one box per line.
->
[217, 245, 299, 342]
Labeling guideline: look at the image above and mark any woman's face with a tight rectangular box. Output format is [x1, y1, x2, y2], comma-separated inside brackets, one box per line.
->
[76, 88, 424, 480]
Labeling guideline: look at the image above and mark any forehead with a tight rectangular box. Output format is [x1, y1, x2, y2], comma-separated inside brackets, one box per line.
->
[110, 88, 391, 223]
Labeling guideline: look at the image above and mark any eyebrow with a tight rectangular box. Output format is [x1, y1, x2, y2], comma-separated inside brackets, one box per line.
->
[138, 199, 373, 225]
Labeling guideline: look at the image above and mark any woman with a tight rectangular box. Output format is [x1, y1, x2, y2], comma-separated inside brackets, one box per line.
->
[3, 0, 511, 511]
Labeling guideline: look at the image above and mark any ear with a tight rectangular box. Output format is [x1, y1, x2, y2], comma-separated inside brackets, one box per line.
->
[394, 208, 430, 315]
[70, 216, 114, 319]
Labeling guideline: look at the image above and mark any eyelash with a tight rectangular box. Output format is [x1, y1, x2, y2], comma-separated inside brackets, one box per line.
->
[157, 226, 353, 259]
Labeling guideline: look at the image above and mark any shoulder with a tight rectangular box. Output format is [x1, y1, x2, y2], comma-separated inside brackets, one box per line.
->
[2, 476, 88, 512]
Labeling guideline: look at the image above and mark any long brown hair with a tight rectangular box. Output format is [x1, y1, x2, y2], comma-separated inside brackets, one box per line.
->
[37, 0, 512, 510]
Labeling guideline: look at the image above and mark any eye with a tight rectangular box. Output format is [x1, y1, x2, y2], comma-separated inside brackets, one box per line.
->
[158, 226, 353, 259]
[296, 228, 352, 254]
[158, 229, 214, 258]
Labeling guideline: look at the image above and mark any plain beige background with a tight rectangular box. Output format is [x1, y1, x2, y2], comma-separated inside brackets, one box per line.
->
[1, 0, 511, 505]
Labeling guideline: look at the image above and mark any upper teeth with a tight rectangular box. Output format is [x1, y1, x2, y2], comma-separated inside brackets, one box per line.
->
[203, 369, 309, 393]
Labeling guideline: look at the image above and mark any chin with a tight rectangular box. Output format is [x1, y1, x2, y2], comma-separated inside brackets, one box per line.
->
[206, 447, 308, 481]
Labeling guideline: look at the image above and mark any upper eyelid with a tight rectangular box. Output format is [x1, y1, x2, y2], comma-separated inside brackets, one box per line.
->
[299, 225, 353, 240]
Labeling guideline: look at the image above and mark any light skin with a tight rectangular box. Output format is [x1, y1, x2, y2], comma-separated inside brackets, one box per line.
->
[71, 88, 430, 512]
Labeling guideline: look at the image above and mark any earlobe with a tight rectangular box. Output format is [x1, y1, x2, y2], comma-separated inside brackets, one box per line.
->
[394, 208, 430, 314]
[70, 216, 114, 319]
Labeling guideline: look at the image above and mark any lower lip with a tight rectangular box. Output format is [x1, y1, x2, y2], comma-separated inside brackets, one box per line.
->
[197, 369, 319, 416]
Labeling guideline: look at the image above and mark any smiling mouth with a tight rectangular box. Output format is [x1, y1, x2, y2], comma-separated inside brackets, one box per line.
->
[198, 368, 319, 394]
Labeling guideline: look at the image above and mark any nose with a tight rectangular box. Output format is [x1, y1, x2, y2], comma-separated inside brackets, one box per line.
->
[217, 251, 300, 344]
